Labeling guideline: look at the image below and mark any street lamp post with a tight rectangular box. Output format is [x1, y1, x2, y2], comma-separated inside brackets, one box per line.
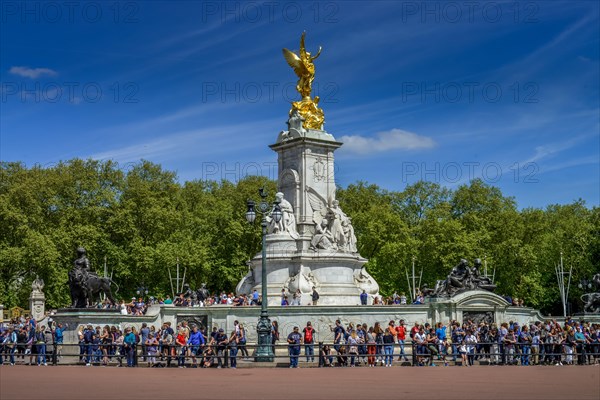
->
[246, 188, 281, 362]
[136, 286, 149, 301]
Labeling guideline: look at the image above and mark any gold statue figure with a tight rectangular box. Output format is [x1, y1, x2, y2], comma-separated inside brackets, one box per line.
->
[282, 32, 325, 130]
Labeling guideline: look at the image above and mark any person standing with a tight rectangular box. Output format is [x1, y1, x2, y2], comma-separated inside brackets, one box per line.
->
[373, 322, 384, 365]
[498, 322, 508, 365]
[311, 287, 319, 306]
[465, 330, 477, 366]
[396, 320, 408, 362]
[303, 322, 316, 362]
[360, 290, 368, 305]
[519, 325, 532, 366]
[5, 326, 17, 365]
[574, 326, 586, 365]
[366, 326, 376, 367]
[531, 328, 541, 365]
[332, 320, 345, 353]
[435, 322, 447, 360]
[238, 323, 249, 359]
[215, 328, 229, 368]
[382, 328, 395, 367]
[123, 328, 137, 367]
[271, 321, 279, 355]
[414, 326, 427, 366]
[187, 325, 205, 368]
[175, 328, 187, 368]
[145, 333, 159, 367]
[228, 330, 238, 369]
[140, 323, 150, 361]
[33, 326, 46, 366]
[287, 326, 302, 368]
[358, 324, 367, 364]
[347, 331, 360, 367]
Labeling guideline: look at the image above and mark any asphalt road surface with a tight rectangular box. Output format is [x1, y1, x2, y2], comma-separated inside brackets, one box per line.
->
[1, 365, 599, 400]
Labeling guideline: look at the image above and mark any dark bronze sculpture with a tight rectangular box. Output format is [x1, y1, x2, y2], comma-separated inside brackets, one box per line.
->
[582, 273, 600, 313]
[432, 258, 496, 297]
[68, 247, 117, 308]
[196, 283, 209, 305]
[181, 283, 210, 306]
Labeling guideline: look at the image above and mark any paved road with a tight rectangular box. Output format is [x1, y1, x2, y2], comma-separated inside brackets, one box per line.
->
[1, 365, 599, 400]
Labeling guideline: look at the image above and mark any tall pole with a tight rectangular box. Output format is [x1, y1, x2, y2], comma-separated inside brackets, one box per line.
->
[261, 217, 268, 320]
[565, 254, 573, 316]
[101, 256, 108, 302]
[168, 267, 175, 299]
[561, 253, 566, 317]
[405, 268, 412, 301]
[556, 252, 572, 318]
[252, 189, 276, 362]
[412, 256, 416, 301]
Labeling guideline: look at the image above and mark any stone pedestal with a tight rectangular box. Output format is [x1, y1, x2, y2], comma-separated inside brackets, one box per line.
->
[29, 292, 45, 321]
[237, 126, 380, 305]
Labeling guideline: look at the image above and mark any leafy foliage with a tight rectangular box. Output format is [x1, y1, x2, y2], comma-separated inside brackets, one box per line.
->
[0, 161, 597, 314]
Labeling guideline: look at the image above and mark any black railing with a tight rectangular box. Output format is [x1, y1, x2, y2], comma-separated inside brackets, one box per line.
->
[0, 341, 598, 368]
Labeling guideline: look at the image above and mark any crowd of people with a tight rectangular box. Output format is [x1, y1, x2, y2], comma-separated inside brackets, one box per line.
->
[1, 314, 599, 368]
[0, 315, 66, 366]
[319, 317, 600, 368]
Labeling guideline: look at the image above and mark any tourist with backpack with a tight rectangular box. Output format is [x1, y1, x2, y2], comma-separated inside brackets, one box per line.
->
[303, 321, 316, 362]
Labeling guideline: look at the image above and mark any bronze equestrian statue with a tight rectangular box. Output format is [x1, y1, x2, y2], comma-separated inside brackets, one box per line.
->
[68, 247, 117, 308]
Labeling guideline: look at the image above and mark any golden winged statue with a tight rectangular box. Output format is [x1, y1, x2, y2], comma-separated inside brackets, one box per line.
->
[282, 32, 325, 130]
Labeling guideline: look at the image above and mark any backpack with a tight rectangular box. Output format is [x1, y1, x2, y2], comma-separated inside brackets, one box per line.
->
[304, 327, 313, 343]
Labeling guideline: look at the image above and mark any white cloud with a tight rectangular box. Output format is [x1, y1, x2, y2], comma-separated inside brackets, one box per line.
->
[9, 66, 57, 79]
[339, 129, 436, 155]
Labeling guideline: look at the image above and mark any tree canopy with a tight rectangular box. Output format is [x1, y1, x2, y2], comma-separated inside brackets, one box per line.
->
[1, 160, 597, 314]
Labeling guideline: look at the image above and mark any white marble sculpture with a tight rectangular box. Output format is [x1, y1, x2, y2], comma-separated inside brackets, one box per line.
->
[267, 192, 299, 239]
[307, 189, 358, 253]
[29, 276, 46, 321]
[310, 218, 336, 250]
[31, 276, 45, 293]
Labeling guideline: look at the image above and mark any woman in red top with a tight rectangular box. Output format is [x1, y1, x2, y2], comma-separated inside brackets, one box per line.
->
[176, 329, 187, 368]
[396, 320, 408, 362]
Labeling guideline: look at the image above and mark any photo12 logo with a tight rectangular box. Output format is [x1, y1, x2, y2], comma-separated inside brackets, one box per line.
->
[399, 1, 540, 24]
[200, 81, 339, 104]
[200, 1, 340, 24]
[401, 81, 539, 104]
[0, 1, 139, 24]
[201, 162, 278, 182]
[401, 161, 539, 184]
[1, 81, 140, 104]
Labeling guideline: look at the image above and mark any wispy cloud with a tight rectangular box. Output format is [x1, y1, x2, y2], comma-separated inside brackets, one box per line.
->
[9, 66, 57, 79]
[89, 117, 281, 163]
[522, 133, 595, 164]
[339, 129, 436, 156]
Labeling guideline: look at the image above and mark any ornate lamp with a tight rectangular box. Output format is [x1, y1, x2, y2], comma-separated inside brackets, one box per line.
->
[245, 188, 282, 362]
[246, 200, 256, 224]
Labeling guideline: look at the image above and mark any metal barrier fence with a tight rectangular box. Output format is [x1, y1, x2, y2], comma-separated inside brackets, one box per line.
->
[410, 341, 600, 366]
[1, 341, 599, 368]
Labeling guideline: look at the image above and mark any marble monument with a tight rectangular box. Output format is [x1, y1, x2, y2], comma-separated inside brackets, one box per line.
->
[236, 33, 379, 305]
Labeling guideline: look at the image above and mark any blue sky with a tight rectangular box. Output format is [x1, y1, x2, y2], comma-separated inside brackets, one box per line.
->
[1, 0, 598, 208]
